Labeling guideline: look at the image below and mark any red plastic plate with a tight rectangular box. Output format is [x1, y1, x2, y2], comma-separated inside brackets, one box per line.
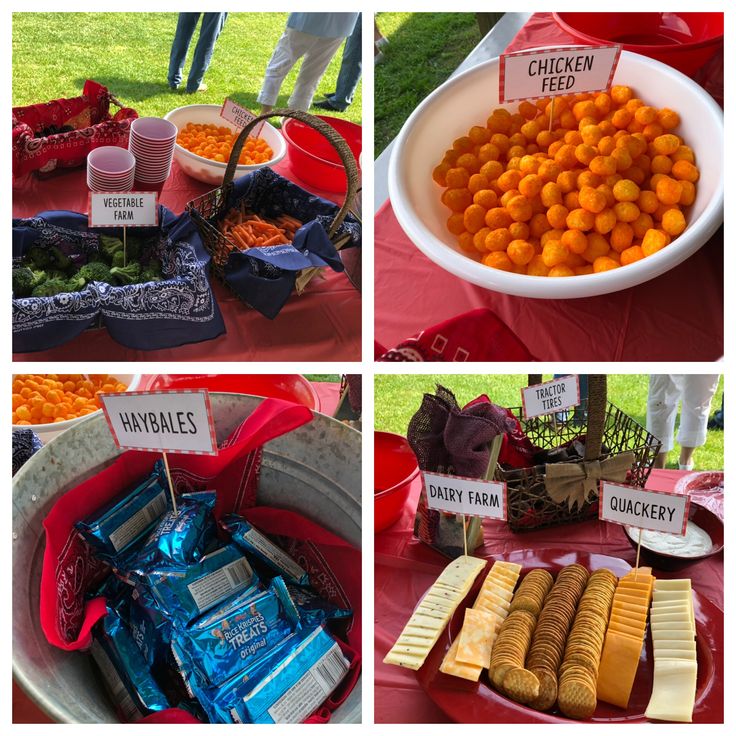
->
[416, 548, 723, 723]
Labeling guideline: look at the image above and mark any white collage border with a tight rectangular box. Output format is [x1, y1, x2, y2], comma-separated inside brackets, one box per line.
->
[3, 0, 732, 733]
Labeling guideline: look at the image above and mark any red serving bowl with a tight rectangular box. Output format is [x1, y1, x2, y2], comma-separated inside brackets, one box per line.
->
[553, 13, 723, 77]
[282, 115, 361, 194]
[140, 374, 320, 410]
[623, 500, 724, 571]
[375, 431, 419, 533]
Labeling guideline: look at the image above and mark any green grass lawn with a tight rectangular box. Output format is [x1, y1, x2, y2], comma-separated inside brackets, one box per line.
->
[374, 12, 481, 156]
[12, 13, 361, 124]
[375, 374, 724, 471]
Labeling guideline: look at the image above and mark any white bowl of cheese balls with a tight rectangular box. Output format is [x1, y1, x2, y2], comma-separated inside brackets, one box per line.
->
[388, 50, 723, 299]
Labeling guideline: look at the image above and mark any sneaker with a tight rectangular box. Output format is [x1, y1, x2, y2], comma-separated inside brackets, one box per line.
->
[374, 50, 385, 65]
[187, 82, 208, 94]
[376, 37, 389, 50]
[315, 98, 342, 112]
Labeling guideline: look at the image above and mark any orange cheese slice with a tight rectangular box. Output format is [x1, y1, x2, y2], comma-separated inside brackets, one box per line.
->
[596, 630, 645, 708]
[440, 637, 484, 681]
[608, 619, 646, 638]
[456, 608, 499, 668]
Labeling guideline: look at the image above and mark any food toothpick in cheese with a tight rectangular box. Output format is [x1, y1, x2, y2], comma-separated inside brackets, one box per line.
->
[384, 555, 486, 670]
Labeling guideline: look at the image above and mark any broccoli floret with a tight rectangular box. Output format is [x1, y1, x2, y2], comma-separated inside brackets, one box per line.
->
[110, 262, 142, 286]
[65, 274, 87, 292]
[26, 245, 53, 269]
[12, 267, 36, 297]
[31, 278, 68, 297]
[31, 270, 48, 287]
[140, 268, 162, 283]
[79, 262, 113, 284]
[111, 250, 127, 268]
[49, 245, 73, 271]
[99, 235, 125, 264]
[46, 269, 71, 282]
[140, 258, 163, 283]
[124, 235, 145, 261]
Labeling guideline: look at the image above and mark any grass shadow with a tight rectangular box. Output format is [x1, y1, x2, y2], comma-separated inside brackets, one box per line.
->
[74, 77, 174, 103]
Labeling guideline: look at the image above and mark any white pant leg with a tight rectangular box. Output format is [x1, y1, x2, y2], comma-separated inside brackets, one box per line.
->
[258, 29, 313, 106]
[647, 375, 680, 452]
[675, 374, 720, 448]
[288, 36, 344, 111]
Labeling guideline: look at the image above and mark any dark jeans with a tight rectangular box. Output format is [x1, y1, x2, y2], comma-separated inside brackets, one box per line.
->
[168, 12, 227, 92]
[327, 14, 362, 110]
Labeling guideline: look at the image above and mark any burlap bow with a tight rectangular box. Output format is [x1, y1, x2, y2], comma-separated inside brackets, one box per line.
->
[545, 451, 635, 511]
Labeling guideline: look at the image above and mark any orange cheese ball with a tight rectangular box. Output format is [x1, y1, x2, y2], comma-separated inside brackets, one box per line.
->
[661, 208, 687, 236]
[642, 229, 669, 256]
[434, 87, 697, 277]
[12, 375, 127, 425]
[177, 123, 273, 165]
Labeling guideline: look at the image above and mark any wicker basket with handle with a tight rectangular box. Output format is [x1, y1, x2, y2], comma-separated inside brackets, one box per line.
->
[497, 374, 662, 532]
[186, 108, 360, 295]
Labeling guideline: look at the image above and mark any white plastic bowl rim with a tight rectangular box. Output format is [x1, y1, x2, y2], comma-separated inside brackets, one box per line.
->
[164, 103, 286, 172]
[388, 49, 724, 299]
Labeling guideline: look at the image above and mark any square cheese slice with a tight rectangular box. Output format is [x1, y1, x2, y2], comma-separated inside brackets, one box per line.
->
[456, 608, 498, 668]
[645, 658, 697, 723]
[440, 637, 484, 681]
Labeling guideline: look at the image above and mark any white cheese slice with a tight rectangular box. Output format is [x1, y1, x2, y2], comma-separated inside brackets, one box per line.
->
[384, 556, 486, 670]
[645, 659, 697, 723]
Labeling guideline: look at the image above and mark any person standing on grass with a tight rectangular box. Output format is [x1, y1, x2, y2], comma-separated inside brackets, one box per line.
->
[646, 374, 721, 470]
[168, 13, 227, 94]
[258, 13, 359, 114]
[316, 14, 362, 112]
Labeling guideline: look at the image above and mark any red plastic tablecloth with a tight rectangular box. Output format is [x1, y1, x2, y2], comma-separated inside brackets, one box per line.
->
[13, 155, 361, 362]
[374, 468, 723, 724]
[375, 13, 723, 361]
[13, 380, 342, 724]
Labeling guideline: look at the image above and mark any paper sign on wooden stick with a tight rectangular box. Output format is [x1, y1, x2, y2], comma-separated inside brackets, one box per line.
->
[500, 44, 621, 103]
[99, 389, 218, 455]
[522, 375, 580, 419]
[423, 471, 507, 520]
[599, 481, 689, 535]
[89, 192, 158, 227]
[220, 98, 265, 137]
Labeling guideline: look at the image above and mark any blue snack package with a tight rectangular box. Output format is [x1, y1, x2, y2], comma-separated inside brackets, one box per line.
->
[221, 514, 309, 586]
[125, 585, 174, 671]
[286, 584, 353, 629]
[193, 624, 350, 724]
[131, 490, 216, 568]
[90, 607, 170, 722]
[75, 462, 170, 560]
[174, 576, 300, 688]
[144, 544, 259, 624]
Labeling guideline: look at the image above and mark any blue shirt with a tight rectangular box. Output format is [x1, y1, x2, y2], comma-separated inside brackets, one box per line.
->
[287, 12, 359, 39]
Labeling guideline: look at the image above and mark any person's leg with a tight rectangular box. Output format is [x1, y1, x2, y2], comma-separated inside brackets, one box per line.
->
[647, 375, 679, 468]
[168, 13, 200, 89]
[186, 12, 228, 93]
[675, 374, 720, 469]
[288, 35, 344, 111]
[258, 28, 310, 114]
[327, 15, 362, 110]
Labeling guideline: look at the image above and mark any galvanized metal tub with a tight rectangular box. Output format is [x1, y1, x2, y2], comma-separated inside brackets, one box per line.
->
[13, 392, 361, 723]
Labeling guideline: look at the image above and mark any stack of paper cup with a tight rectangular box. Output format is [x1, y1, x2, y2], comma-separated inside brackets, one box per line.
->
[129, 117, 178, 190]
[87, 146, 136, 191]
